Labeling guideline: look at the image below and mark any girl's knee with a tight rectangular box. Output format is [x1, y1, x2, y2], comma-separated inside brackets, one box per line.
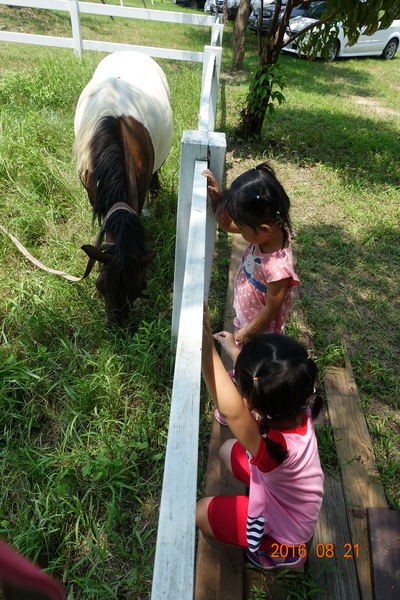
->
[219, 438, 237, 473]
[196, 497, 208, 519]
[196, 497, 215, 539]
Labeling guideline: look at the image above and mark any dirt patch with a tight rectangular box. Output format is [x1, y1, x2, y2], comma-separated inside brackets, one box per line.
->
[225, 147, 256, 183]
[352, 95, 400, 119]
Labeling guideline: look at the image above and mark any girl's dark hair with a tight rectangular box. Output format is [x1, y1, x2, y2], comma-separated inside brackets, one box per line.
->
[215, 162, 292, 248]
[235, 333, 323, 463]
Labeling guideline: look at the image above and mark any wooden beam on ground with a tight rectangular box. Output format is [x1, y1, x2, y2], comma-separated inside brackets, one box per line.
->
[367, 507, 400, 600]
[194, 421, 245, 600]
[308, 470, 361, 600]
[324, 363, 387, 600]
[194, 234, 245, 600]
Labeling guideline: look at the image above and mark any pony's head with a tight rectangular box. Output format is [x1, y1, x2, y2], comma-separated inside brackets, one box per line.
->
[81, 211, 154, 326]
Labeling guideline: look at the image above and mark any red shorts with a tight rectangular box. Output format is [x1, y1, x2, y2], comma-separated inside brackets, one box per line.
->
[207, 441, 278, 551]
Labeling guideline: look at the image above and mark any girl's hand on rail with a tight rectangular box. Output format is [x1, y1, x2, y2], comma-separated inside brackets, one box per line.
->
[213, 331, 241, 363]
[202, 169, 220, 210]
[202, 305, 216, 359]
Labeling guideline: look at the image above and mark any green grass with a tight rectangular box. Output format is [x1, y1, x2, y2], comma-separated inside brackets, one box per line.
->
[1, 3, 400, 598]
[0, 5, 207, 597]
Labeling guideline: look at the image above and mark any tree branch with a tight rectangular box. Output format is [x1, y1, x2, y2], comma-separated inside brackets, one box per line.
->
[281, 9, 341, 48]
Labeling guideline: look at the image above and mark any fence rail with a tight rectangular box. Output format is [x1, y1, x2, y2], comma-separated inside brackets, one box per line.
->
[154, 130, 225, 600]
[0, 0, 223, 58]
[0, 2, 226, 597]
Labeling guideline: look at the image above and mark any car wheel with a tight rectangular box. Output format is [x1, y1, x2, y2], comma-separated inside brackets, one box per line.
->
[325, 39, 339, 61]
[189, 0, 199, 8]
[381, 38, 399, 60]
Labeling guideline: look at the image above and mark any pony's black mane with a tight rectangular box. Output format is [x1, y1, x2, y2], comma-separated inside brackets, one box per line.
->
[103, 211, 148, 305]
[90, 116, 148, 308]
[90, 116, 129, 223]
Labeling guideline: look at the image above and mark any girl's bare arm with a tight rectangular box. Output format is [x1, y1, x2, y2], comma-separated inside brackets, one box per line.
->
[202, 309, 260, 455]
[235, 278, 290, 345]
[202, 169, 240, 233]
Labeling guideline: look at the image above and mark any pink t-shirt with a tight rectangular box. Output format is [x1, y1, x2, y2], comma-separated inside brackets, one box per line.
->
[233, 241, 300, 334]
[246, 409, 324, 551]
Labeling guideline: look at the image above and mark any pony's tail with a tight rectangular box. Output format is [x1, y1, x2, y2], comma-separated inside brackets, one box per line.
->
[311, 390, 324, 421]
[149, 171, 160, 199]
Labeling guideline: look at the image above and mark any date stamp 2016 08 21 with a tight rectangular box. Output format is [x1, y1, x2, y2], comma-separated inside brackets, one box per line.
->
[270, 543, 360, 559]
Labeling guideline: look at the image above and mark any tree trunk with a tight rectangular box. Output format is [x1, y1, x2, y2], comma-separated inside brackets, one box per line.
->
[223, 0, 228, 24]
[231, 0, 252, 70]
[235, 42, 280, 139]
[236, 109, 266, 139]
[236, 3, 287, 139]
[235, 71, 270, 139]
[234, 0, 291, 138]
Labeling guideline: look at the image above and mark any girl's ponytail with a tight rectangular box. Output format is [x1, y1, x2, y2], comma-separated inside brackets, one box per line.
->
[275, 210, 289, 248]
[259, 417, 288, 463]
[252, 377, 288, 463]
[310, 389, 324, 421]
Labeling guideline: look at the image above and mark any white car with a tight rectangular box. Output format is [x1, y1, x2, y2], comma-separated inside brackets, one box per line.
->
[283, 1, 400, 60]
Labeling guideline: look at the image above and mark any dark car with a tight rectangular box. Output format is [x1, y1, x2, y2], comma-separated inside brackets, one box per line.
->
[174, 0, 207, 10]
[204, 0, 241, 21]
[248, 1, 316, 35]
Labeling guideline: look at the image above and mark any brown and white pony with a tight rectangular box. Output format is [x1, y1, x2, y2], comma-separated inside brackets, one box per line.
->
[74, 51, 173, 325]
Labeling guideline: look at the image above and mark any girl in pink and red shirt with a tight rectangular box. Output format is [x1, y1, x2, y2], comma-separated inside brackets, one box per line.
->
[203, 162, 300, 346]
[197, 309, 324, 570]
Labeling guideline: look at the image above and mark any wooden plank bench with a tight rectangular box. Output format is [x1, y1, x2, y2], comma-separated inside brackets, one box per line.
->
[322, 362, 388, 600]
[308, 470, 361, 599]
[195, 235, 393, 600]
[290, 290, 389, 600]
[367, 507, 400, 600]
[194, 420, 245, 600]
[288, 291, 359, 597]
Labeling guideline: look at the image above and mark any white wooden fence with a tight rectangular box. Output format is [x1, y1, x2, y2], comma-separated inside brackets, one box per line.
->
[0, 0, 223, 59]
[0, 2, 227, 598]
[153, 24, 226, 599]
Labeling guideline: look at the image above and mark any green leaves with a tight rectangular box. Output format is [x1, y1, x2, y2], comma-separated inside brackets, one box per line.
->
[240, 0, 400, 138]
[246, 63, 287, 120]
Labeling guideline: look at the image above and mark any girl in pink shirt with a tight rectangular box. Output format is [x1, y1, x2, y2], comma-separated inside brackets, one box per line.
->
[197, 309, 324, 570]
[203, 162, 300, 346]
[203, 162, 300, 425]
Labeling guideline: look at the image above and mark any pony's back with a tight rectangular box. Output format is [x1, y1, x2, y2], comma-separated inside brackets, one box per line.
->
[74, 51, 173, 177]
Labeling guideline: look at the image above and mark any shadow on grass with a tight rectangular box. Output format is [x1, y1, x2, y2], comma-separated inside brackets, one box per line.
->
[279, 52, 381, 97]
[294, 222, 399, 407]
[222, 100, 399, 190]
[273, 105, 399, 185]
[220, 48, 399, 188]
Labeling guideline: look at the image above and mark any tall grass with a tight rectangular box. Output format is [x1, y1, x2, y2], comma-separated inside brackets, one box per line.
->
[0, 5, 209, 596]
